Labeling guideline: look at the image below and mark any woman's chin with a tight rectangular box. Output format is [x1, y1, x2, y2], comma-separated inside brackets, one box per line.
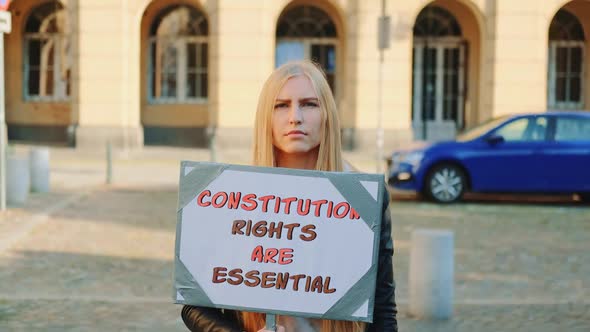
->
[276, 144, 319, 155]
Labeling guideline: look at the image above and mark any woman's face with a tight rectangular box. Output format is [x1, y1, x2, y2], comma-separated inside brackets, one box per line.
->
[272, 75, 322, 156]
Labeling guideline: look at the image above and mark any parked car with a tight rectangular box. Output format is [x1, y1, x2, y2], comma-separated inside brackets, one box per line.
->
[386, 111, 590, 203]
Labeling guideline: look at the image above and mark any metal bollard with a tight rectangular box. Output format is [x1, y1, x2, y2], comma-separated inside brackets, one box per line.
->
[106, 141, 112, 184]
[30, 147, 50, 193]
[409, 229, 454, 320]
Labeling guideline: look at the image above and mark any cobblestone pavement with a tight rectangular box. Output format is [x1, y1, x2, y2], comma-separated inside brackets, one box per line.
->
[0, 145, 588, 331]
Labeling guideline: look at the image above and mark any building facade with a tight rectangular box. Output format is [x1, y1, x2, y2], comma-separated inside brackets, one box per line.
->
[4, 0, 590, 151]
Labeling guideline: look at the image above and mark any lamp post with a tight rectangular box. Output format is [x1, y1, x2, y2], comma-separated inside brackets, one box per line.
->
[0, 1, 12, 211]
[377, 0, 390, 173]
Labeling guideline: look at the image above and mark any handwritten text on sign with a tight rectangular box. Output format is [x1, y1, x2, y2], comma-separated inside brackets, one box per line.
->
[176, 164, 381, 319]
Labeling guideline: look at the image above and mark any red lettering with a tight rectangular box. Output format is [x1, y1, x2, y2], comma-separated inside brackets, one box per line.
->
[264, 248, 278, 263]
[282, 197, 297, 214]
[326, 200, 334, 218]
[212, 191, 228, 208]
[197, 190, 211, 207]
[227, 192, 242, 209]
[311, 199, 328, 217]
[278, 248, 294, 265]
[258, 195, 275, 212]
[241, 194, 257, 211]
[350, 208, 360, 220]
[334, 202, 350, 219]
[251, 245, 263, 263]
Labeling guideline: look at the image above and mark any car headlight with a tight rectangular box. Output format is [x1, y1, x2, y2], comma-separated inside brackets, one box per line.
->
[402, 151, 424, 167]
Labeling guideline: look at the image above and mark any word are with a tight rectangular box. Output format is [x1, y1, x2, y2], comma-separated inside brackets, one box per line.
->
[197, 190, 360, 220]
[232, 220, 317, 241]
[250, 245, 294, 265]
[212, 267, 336, 294]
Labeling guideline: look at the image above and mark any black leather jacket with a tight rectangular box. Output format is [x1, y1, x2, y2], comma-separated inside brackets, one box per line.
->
[181, 189, 398, 332]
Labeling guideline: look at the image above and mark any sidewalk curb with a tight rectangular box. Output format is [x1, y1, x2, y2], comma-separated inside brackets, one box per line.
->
[0, 188, 96, 253]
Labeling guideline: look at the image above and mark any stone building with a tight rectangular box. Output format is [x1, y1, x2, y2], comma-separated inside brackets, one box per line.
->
[3, 0, 589, 151]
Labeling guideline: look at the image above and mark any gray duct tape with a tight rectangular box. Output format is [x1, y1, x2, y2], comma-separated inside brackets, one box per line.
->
[177, 162, 227, 212]
[325, 173, 379, 230]
[174, 256, 215, 306]
[322, 264, 377, 320]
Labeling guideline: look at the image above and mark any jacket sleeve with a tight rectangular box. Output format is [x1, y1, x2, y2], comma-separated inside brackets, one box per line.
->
[181, 305, 243, 332]
[366, 189, 398, 332]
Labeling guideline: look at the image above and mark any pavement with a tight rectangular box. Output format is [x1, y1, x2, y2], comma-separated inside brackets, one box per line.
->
[0, 144, 589, 331]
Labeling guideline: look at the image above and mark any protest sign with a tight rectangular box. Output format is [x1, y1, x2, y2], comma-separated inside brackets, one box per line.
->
[173, 161, 384, 322]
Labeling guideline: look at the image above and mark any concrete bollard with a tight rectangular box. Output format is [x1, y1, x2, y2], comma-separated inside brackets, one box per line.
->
[30, 147, 50, 193]
[7, 155, 30, 205]
[409, 229, 454, 320]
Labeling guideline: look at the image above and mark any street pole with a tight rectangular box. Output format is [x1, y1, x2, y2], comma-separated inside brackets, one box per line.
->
[0, 8, 11, 211]
[377, 0, 390, 174]
[0, 32, 6, 211]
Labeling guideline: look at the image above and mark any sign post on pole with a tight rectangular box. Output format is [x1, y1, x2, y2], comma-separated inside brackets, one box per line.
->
[0, 0, 12, 211]
[173, 162, 385, 325]
[376, 0, 390, 174]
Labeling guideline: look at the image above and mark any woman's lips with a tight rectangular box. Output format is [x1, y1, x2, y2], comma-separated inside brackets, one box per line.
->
[286, 130, 306, 136]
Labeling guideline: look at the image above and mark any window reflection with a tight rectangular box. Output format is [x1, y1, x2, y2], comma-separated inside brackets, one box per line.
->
[149, 5, 208, 103]
[24, 1, 70, 101]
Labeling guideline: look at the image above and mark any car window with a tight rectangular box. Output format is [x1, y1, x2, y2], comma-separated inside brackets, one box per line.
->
[526, 117, 548, 141]
[495, 117, 547, 142]
[495, 118, 529, 141]
[555, 117, 590, 141]
[456, 115, 510, 142]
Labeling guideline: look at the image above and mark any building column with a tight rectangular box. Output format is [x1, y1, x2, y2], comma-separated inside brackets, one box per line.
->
[486, 1, 547, 118]
[72, 0, 142, 149]
[352, 1, 414, 152]
[211, 0, 275, 150]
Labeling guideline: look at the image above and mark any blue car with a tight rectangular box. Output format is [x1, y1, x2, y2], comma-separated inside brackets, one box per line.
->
[387, 112, 590, 203]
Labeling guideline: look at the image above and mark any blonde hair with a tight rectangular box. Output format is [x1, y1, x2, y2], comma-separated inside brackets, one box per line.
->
[252, 60, 343, 172]
[246, 61, 364, 331]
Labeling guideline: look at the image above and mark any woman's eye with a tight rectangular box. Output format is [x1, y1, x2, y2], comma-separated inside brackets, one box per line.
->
[301, 102, 319, 108]
[274, 103, 288, 109]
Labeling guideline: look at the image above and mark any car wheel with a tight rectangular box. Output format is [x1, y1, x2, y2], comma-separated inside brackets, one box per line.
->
[425, 164, 467, 203]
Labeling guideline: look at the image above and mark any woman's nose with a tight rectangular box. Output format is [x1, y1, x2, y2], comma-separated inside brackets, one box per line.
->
[288, 105, 303, 124]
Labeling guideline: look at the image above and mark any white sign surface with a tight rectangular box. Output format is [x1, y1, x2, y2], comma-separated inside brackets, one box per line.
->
[174, 162, 383, 322]
[0, 11, 11, 34]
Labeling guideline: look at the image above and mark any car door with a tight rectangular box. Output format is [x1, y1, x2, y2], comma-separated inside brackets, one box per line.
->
[465, 116, 549, 192]
[541, 115, 590, 192]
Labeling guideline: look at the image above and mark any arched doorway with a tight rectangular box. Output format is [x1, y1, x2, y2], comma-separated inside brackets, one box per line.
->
[548, 9, 585, 109]
[141, 3, 209, 147]
[275, 4, 338, 93]
[412, 5, 465, 141]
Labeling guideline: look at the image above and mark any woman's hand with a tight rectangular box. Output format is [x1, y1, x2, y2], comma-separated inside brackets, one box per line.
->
[257, 325, 285, 332]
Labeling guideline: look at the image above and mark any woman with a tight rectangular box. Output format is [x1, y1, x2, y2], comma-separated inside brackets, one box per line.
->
[181, 60, 398, 332]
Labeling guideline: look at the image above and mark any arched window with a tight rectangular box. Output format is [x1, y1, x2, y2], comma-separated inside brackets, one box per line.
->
[548, 9, 585, 109]
[412, 5, 465, 141]
[413, 5, 462, 38]
[24, 1, 70, 101]
[149, 5, 208, 103]
[276, 5, 337, 90]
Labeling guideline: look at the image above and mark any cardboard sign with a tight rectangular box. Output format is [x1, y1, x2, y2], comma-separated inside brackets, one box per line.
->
[0, 10, 11, 33]
[173, 161, 384, 322]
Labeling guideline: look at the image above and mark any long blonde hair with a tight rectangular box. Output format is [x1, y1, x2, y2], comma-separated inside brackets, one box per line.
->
[252, 61, 343, 172]
[246, 61, 365, 331]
